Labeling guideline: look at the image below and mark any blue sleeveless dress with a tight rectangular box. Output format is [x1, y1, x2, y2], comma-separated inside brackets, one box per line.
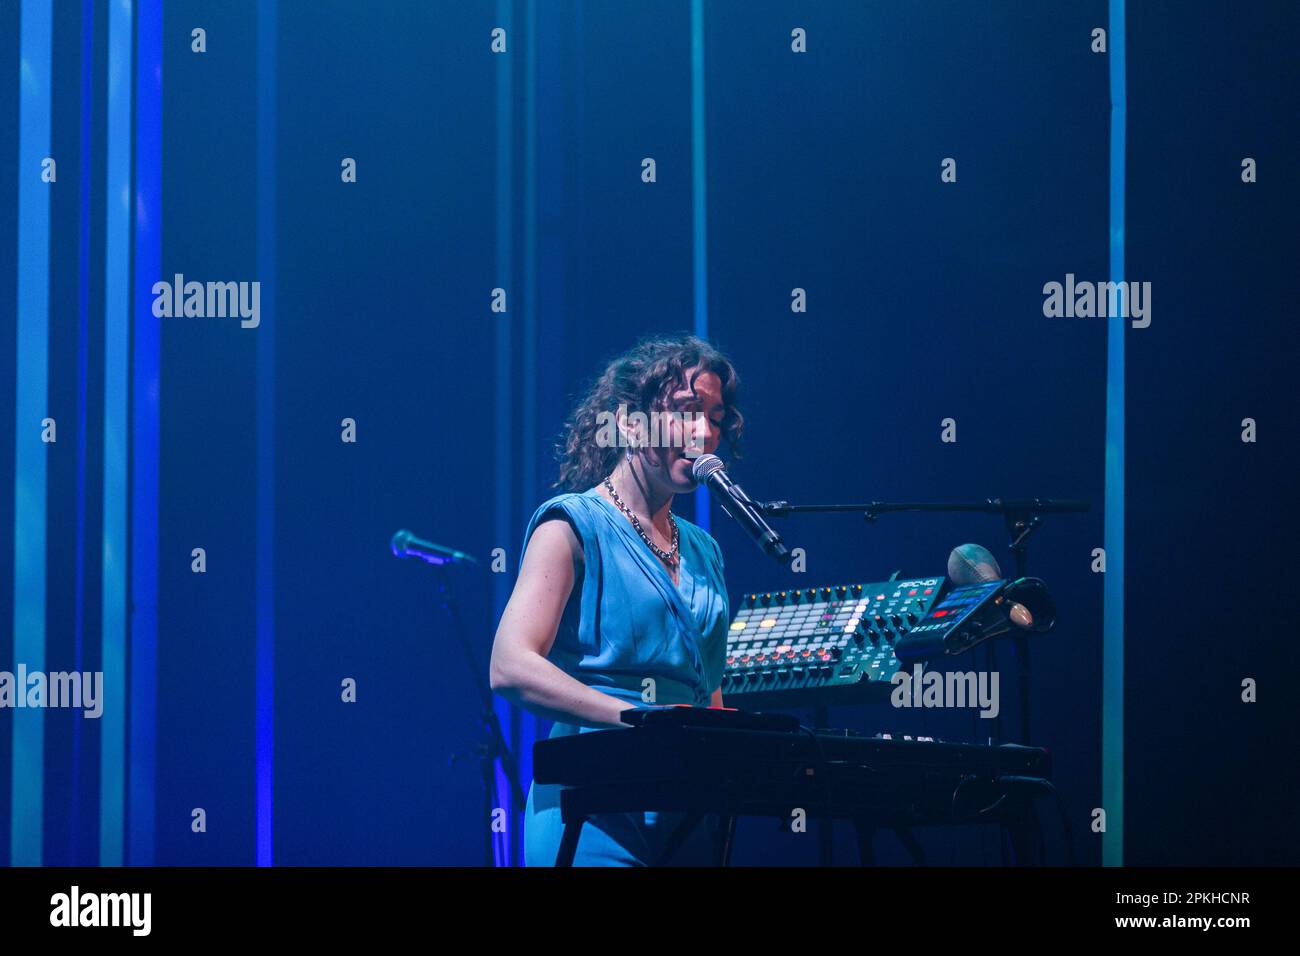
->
[520, 487, 730, 866]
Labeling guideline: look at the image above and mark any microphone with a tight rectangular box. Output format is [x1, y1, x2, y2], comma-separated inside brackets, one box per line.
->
[947, 543, 1034, 628]
[691, 454, 790, 563]
[390, 529, 480, 566]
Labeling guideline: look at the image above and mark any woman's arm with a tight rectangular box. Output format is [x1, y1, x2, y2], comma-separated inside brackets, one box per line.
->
[489, 517, 634, 729]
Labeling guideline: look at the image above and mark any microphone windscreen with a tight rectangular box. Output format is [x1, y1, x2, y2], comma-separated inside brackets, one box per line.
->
[947, 543, 1003, 585]
[692, 453, 724, 482]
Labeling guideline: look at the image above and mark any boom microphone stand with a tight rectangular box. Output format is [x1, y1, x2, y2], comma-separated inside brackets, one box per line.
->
[391, 533, 526, 867]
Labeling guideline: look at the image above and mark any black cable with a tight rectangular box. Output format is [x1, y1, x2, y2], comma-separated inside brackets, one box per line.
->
[1037, 809, 1047, 866]
[952, 774, 1009, 819]
[795, 723, 838, 829]
[992, 775, 1076, 866]
[1036, 776, 1077, 866]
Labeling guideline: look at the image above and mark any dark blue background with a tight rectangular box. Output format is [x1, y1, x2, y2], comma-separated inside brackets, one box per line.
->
[1, 0, 1296, 866]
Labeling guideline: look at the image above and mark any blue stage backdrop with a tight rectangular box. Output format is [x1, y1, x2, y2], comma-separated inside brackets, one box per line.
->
[1, 0, 1296, 867]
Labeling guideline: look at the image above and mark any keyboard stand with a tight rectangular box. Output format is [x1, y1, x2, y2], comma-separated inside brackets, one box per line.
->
[553, 777, 1047, 866]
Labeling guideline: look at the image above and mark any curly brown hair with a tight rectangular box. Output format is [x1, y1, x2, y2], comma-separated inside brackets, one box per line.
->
[554, 333, 744, 492]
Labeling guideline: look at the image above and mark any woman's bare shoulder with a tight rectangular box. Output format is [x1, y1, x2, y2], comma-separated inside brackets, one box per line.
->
[524, 495, 588, 570]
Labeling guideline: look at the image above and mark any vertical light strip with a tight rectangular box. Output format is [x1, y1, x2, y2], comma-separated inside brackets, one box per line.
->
[1102, 0, 1127, 867]
[492, 0, 515, 870]
[522, 1, 537, 537]
[11, 0, 53, 868]
[508, 0, 540, 869]
[128, 0, 162, 867]
[71, 0, 95, 865]
[255, 0, 278, 868]
[100, 0, 132, 869]
[689, 0, 710, 531]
